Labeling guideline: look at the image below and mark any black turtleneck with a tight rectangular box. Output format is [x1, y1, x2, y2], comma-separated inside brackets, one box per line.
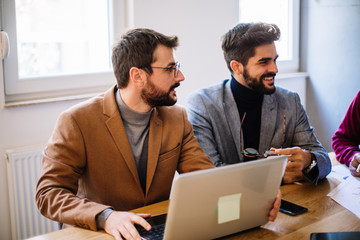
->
[230, 76, 263, 161]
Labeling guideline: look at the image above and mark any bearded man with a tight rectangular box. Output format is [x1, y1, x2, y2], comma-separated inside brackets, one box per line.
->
[186, 22, 331, 185]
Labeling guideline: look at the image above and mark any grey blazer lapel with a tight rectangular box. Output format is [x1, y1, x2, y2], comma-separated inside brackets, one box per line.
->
[223, 81, 242, 158]
[259, 94, 278, 153]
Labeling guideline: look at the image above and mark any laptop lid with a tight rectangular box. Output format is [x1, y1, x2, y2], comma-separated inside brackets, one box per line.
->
[163, 155, 287, 240]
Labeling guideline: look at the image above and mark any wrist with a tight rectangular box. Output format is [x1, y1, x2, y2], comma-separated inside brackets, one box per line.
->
[352, 152, 360, 161]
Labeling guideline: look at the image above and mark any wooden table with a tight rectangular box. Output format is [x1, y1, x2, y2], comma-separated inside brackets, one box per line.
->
[28, 155, 360, 240]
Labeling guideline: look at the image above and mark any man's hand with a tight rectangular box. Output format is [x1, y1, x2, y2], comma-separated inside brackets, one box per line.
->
[350, 153, 360, 177]
[271, 147, 312, 184]
[104, 211, 151, 240]
[268, 190, 281, 222]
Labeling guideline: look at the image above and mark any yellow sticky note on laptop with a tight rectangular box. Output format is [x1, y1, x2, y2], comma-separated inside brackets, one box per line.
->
[217, 193, 242, 224]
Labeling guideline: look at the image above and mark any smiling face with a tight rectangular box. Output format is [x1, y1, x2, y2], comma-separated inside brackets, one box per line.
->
[141, 44, 185, 107]
[241, 42, 279, 94]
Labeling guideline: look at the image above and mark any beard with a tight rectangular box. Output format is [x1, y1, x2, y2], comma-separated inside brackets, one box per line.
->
[243, 68, 276, 95]
[141, 80, 180, 107]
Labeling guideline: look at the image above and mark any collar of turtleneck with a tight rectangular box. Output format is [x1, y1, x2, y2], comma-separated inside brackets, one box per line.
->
[230, 76, 264, 106]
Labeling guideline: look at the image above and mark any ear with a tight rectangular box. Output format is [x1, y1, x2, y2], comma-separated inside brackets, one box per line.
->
[129, 67, 145, 87]
[230, 60, 244, 75]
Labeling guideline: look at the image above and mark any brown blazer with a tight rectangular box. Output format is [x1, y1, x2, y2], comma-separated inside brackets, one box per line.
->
[36, 85, 214, 231]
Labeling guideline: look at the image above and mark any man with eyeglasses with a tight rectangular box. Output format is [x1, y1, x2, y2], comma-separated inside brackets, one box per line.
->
[186, 22, 331, 185]
[35, 29, 212, 239]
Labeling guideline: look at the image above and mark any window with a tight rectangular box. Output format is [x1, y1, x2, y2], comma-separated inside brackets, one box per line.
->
[2, 0, 128, 104]
[239, 0, 300, 73]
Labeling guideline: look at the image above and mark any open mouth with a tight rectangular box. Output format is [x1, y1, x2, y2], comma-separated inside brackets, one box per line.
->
[169, 83, 180, 93]
[263, 76, 274, 81]
[262, 73, 276, 83]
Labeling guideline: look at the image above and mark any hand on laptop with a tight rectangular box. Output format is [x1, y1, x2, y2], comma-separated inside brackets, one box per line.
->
[104, 211, 151, 240]
[268, 190, 281, 222]
[271, 147, 312, 184]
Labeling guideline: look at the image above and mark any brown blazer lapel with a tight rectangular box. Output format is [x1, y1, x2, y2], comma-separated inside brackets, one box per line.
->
[103, 86, 141, 187]
[146, 108, 162, 194]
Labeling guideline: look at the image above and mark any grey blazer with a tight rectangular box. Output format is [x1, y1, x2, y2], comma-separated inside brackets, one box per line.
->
[186, 79, 331, 182]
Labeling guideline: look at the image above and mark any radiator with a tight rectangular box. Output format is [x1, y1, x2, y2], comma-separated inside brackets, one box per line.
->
[6, 145, 57, 240]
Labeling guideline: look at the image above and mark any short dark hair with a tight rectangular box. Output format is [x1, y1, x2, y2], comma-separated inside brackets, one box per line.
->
[112, 28, 179, 88]
[221, 22, 280, 74]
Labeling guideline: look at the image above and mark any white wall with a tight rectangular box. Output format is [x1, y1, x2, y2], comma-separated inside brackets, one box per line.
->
[300, 0, 360, 151]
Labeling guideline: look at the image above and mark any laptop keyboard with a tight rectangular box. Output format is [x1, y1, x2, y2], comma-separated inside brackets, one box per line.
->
[138, 223, 165, 240]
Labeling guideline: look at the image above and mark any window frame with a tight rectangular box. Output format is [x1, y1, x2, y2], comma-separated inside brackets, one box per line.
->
[2, 0, 130, 104]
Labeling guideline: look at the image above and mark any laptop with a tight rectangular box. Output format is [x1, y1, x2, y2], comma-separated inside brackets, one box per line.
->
[138, 155, 287, 240]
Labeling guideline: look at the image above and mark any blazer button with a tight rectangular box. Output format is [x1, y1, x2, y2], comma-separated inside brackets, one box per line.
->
[155, 121, 159, 126]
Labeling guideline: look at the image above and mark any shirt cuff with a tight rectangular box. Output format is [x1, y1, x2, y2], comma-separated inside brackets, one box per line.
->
[96, 208, 115, 230]
[302, 161, 319, 184]
[302, 152, 320, 183]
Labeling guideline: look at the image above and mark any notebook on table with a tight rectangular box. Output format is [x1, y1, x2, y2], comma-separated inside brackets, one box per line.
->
[138, 155, 288, 240]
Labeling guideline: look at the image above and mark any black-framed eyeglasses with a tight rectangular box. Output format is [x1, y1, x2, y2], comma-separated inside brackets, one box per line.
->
[151, 62, 181, 77]
[240, 112, 286, 159]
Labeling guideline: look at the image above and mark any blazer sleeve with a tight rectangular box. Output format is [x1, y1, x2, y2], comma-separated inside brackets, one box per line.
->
[332, 91, 360, 166]
[291, 93, 332, 182]
[35, 111, 111, 231]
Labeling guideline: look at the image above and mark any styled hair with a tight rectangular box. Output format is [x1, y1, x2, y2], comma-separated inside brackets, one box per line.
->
[221, 22, 280, 73]
[112, 28, 179, 88]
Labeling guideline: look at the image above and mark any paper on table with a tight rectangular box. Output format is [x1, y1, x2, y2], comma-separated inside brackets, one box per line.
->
[327, 165, 360, 218]
[328, 164, 352, 182]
